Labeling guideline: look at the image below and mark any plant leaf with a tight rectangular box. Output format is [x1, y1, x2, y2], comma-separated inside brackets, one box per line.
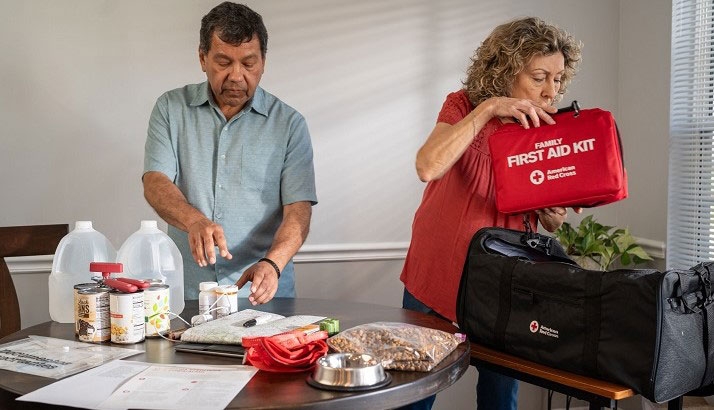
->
[620, 253, 632, 266]
[561, 214, 653, 269]
[628, 246, 653, 261]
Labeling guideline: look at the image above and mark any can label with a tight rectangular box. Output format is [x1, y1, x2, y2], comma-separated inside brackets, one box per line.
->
[110, 291, 145, 344]
[74, 283, 100, 336]
[76, 288, 110, 343]
[144, 284, 170, 337]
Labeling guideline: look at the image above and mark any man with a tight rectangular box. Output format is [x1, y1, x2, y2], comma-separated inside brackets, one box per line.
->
[143, 2, 317, 305]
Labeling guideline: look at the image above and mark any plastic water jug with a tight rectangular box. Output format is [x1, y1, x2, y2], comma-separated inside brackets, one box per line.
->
[48, 221, 116, 323]
[117, 220, 184, 315]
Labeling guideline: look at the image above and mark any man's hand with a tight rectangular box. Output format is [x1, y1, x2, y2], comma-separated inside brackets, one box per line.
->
[187, 218, 233, 267]
[143, 172, 232, 267]
[235, 260, 279, 305]
[233, 201, 311, 305]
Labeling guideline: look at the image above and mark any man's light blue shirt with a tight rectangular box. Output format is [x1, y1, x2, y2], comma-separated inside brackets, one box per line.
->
[144, 82, 317, 299]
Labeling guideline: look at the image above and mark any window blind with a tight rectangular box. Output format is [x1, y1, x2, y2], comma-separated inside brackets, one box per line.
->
[668, 0, 714, 268]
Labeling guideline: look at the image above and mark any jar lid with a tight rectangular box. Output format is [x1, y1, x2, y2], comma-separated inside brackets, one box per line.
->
[199, 281, 219, 291]
[215, 284, 238, 294]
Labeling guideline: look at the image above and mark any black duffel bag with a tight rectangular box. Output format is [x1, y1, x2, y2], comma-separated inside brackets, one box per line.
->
[456, 227, 714, 403]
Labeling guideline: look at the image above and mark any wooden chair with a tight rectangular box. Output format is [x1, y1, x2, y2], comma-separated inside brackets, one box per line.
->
[0, 224, 68, 339]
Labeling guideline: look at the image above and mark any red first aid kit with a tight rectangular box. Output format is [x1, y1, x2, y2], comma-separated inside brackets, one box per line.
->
[243, 329, 329, 372]
[488, 102, 627, 214]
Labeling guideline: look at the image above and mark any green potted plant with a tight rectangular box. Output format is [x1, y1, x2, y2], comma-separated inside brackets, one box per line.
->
[553, 215, 653, 270]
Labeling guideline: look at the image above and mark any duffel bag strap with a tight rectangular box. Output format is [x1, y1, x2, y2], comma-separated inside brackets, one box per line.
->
[693, 263, 714, 301]
[582, 270, 603, 375]
[699, 293, 713, 387]
[521, 214, 556, 256]
[495, 257, 520, 348]
[693, 263, 714, 386]
[522, 214, 533, 234]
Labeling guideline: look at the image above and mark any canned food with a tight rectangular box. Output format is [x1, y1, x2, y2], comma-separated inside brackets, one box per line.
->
[215, 285, 239, 319]
[110, 291, 145, 344]
[76, 288, 110, 343]
[144, 284, 170, 337]
[145, 278, 165, 285]
[74, 282, 100, 336]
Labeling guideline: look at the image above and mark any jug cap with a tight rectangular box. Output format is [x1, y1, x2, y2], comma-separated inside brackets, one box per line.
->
[141, 220, 158, 230]
[74, 221, 94, 230]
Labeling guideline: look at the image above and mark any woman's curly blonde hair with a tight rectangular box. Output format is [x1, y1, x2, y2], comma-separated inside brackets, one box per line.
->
[464, 17, 582, 107]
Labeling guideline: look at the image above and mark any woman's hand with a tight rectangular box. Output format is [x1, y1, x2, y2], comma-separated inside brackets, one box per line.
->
[415, 96, 557, 182]
[535, 207, 583, 232]
[483, 97, 557, 129]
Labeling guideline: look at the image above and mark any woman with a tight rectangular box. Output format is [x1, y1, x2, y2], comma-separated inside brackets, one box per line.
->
[400, 17, 582, 410]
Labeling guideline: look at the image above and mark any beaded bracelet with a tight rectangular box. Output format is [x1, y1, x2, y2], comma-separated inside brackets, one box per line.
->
[259, 257, 281, 279]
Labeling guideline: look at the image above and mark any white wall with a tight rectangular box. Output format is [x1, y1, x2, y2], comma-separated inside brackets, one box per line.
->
[615, 0, 671, 241]
[2, 1, 671, 409]
[0, 0, 652, 248]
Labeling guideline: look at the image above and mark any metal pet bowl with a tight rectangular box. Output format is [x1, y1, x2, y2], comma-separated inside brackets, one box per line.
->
[307, 353, 391, 391]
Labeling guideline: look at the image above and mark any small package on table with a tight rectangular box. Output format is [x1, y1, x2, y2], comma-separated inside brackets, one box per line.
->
[326, 322, 463, 372]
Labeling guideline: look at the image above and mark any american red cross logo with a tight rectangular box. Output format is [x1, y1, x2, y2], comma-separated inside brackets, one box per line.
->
[530, 320, 539, 333]
[529, 170, 545, 185]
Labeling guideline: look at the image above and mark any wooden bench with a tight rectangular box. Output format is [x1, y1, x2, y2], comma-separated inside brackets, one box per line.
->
[470, 344, 684, 410]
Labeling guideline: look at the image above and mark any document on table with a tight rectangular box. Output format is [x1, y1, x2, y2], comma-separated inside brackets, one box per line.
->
[17, 359, 257, 410]
[0, 335, 142, 379]
[99, 363, 257, 410]
[18, 360, 149, 409]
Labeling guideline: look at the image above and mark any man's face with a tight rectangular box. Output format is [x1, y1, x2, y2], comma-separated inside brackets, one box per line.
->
[199, 33, 265, 116]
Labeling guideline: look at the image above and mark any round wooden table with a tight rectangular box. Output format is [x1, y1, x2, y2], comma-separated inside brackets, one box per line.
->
[0, 298, 470, 409]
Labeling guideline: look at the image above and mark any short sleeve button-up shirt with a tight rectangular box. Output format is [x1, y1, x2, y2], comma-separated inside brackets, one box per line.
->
[144, 82, 317, 299]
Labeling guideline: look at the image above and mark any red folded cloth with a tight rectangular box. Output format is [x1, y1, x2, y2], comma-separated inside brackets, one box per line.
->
[243, 330, 329, 372]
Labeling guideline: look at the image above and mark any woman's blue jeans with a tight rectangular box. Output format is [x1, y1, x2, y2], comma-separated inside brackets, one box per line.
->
[398, 289, 518, 410]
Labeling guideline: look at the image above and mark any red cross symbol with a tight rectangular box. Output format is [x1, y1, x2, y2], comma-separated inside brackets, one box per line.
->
[530, 170, 545, 185]
[530, 320, 539, 333]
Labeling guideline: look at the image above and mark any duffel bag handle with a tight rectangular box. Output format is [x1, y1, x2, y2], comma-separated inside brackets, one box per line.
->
[523, 235, 554, 255]
[521, 214, 554, 256]
[670, 291, 706, 314]
[668, 263, 714, 313]
[693, 263, 713, 296]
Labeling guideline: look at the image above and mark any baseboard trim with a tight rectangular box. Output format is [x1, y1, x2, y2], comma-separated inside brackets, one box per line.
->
[6, 237, 665, 273]
[635, 236, 666, 260]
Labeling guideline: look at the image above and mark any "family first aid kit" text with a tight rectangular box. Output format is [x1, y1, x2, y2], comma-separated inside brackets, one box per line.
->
[506, 137, 596, 168]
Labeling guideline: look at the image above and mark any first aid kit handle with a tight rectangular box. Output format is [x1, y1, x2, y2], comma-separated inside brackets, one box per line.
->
[556, 100, 580, 117]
